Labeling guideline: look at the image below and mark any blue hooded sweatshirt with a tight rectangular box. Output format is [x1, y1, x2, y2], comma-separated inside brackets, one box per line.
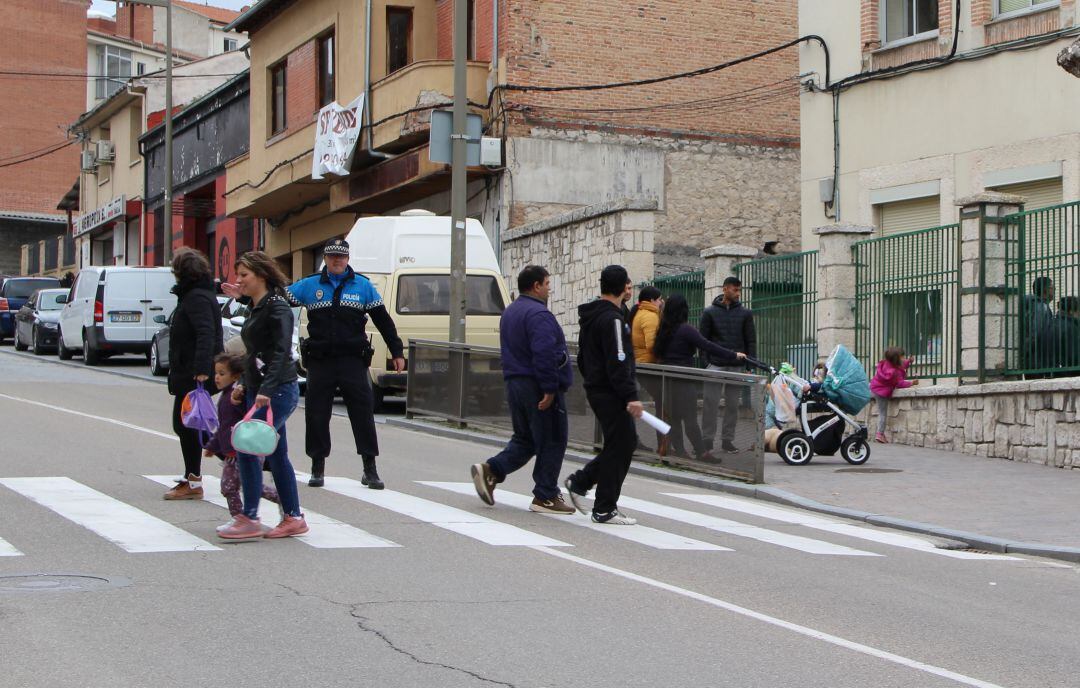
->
[499, 294, 573, 393]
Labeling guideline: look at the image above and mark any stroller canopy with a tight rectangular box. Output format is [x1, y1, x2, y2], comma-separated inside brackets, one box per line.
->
[822, 345, 872, 414]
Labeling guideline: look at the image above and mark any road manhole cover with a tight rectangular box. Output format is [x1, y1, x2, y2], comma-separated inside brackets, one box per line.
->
[834, 468, 903, 474]
[0, 573, 131, 594]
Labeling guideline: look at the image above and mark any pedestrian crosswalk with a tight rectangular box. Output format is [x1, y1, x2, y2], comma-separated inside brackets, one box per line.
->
[0, 473, 1028, 563]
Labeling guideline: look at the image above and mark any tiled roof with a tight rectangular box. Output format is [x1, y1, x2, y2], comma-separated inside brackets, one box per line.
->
[172, 0, 242, 26]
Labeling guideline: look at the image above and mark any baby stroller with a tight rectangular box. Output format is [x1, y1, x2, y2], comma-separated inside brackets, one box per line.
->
[751, 345, 873, 466]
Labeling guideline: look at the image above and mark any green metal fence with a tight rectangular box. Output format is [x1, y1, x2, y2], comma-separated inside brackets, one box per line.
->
[853, 224, 961, 380]
[733, 250, 819, 376]
[639, 270, 706, 324]
[1000, 201, 1080, 378]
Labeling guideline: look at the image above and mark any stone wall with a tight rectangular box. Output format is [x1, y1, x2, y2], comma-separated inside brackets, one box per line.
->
[508, 129, 801, 276]
[881, 378, 1080, 468]
[500, 199, 656, 336]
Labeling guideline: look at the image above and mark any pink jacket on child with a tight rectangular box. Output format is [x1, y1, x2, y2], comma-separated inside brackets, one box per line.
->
[870, 358, 913, 398]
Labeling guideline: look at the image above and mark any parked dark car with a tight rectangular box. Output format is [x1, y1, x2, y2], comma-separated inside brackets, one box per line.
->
[14, 288, 68, 354]
[0, 277, 61, 342]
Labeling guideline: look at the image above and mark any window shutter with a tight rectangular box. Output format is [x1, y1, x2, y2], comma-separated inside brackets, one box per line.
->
[990, 177, 1063, 211]
[878, 196, 942, 235]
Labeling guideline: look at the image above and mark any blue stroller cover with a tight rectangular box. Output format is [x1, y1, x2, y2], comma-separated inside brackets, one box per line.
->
[822, 345, 872, 414]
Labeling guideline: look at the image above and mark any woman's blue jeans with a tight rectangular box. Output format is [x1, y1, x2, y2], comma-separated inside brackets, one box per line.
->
[237, 383, 301, 520]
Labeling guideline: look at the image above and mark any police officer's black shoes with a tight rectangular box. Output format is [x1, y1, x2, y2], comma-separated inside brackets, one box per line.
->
[308, 458, 325, 488]
[361, 455, 384, 490]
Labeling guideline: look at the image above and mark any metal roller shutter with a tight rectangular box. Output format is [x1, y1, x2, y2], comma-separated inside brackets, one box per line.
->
[878, 196, 942, 235]
[990, 177, 1063, 211]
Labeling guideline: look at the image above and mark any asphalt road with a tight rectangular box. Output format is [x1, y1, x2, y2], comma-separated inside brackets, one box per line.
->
[0, 348, 1077, 688]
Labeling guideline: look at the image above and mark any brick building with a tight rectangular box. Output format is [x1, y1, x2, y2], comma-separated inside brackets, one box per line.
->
[225, 0, 800, 327]
[0, 0, 87, 275]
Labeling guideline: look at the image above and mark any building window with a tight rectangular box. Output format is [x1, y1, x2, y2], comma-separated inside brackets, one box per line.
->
[96, 45, 133, 100]
[136, 62, 146, 76]
[318, 32, 335, 107]
[996, 0, 1057, 16]
[387, 7, 413, 74]
[270, 60, 287, 135]
[467, 0, 476, 60]
[882, 0, 939, 44]
[884, 290, 944, 361]
[877, 195, 941, 235]
[224, 37, 238, 52]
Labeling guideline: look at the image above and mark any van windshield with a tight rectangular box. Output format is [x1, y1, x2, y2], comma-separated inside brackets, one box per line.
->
[396, 275, 504, 315]
[2, 278, 60, 299]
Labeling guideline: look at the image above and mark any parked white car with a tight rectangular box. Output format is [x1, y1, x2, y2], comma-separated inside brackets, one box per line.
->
[58, 266, 176, 365]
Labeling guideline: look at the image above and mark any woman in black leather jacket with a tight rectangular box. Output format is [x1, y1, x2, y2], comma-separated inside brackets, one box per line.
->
[217, 251, 306, 541]
[164, 248, 223, 501]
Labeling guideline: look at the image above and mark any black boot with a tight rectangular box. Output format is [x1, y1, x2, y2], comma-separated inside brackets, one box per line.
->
[308, 457, 325, 487]
[361, 455, 384, 490]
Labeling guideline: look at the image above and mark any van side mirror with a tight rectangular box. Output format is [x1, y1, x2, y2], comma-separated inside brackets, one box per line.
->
[56, 294, 68, 304]
[229, 316, 245, 327]
[153, 315, 167, 324]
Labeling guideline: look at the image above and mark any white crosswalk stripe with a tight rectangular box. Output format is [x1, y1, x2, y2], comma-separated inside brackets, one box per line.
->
[296, 473, 572, 547]
[0, 477, 220, 553]
[144, 475, 400, 549]
[665, 493, 1023, 561]
[0, 535, 22, 557]
[418, 482, 732, 551]
[615, 495, 880, 556]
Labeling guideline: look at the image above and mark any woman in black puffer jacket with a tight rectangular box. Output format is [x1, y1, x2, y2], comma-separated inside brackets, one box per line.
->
[164, 248, 223, 500]
[653, 294, 745, 462]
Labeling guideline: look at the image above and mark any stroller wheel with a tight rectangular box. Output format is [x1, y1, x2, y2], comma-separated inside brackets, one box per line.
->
[778, 432, 814, 466]
[841, 436, 871, 465]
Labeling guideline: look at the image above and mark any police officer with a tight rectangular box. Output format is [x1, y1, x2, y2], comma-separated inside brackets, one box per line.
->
[287, 238, 405, 489]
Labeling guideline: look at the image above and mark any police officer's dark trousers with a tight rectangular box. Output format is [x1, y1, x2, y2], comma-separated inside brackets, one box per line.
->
[305, 354, 380, 461]
[569, 390, 637, 515]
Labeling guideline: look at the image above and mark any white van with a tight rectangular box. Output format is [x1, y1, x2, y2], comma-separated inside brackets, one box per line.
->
[58, 266, 177, 365]
[299, 210, 510, 406]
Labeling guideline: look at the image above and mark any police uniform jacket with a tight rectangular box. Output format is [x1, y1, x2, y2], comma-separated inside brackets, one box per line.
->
[286, 266, 404, 360]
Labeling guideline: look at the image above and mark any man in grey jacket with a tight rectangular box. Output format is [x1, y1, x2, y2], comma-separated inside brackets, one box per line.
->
[699, 276, 756, 453]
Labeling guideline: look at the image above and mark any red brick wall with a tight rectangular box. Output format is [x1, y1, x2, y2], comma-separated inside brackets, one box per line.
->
[437, 0, 497, 61]
[284, 39, 318, 133]
[116, 2, 154, 44]
[0, 0, 86, 215]
[861, 0, 881, 51]
[501, 0, 799, 146]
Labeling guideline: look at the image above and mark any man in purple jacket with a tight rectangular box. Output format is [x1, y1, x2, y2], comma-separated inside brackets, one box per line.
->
[471, 266, 576, 513]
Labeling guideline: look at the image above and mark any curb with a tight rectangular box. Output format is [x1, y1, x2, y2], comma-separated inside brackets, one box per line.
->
[386, 416, 1080, 564]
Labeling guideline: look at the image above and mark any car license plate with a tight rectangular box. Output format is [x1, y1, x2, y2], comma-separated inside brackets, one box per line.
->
[110, 313, 141, 323]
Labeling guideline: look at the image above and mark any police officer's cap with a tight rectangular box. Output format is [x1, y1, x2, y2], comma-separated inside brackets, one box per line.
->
[324, 238, 350, 257]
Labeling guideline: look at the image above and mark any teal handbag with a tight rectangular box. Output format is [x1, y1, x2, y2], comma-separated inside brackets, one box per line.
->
[231, 405, 280, 457]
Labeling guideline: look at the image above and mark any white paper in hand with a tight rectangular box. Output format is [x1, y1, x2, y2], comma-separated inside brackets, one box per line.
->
[640, 411, 671, 435]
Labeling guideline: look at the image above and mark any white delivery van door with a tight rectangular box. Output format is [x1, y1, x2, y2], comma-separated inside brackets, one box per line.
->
[102, 271, 147, 342]
[144, 270, 178, 340]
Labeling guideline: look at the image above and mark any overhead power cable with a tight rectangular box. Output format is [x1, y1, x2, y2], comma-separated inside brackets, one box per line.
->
[0, 139, 78, 169]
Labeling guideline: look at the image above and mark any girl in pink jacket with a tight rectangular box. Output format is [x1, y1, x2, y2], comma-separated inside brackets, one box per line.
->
[869, 347, 916, 443]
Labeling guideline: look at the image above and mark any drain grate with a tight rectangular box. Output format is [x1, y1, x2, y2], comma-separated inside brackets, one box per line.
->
[0, 573, 131, 595]
[834, 467, 903, 474]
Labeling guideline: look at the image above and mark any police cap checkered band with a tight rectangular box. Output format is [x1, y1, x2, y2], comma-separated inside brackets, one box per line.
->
[324, 239, 350, 256]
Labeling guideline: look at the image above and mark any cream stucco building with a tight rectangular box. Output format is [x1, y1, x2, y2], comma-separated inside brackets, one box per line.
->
[799, 0, 1080, 245]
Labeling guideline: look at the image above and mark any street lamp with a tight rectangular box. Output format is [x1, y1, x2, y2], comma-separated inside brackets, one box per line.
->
[121, 0, 173, 263]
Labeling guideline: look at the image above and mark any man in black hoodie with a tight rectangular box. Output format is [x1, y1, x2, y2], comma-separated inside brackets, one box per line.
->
[700, 276, 756, 453]
[564, 265, 643, 525]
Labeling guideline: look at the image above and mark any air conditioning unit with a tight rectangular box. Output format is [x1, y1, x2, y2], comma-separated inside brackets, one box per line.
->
[80, 150, 96, 172]
[96, 139, 115, 163]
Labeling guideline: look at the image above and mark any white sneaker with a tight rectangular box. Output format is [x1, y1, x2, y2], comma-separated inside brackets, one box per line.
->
[591, 510, 637, 525]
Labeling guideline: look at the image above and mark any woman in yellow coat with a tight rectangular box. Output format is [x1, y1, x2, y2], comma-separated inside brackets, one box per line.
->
[630, 286, 664, 451]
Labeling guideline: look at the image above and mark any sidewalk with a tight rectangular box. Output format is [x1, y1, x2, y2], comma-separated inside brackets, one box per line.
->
[388, 417, 1080, 561]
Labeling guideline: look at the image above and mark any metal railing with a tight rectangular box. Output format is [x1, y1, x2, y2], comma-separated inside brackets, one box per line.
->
[44, 238, 58, 272]
[639, 270, 706, 325]
[1000, 201, 1080, 378]
[853, 224, 961, 380]
[406, 339, 766, 483]
[733, 250, 819, 377]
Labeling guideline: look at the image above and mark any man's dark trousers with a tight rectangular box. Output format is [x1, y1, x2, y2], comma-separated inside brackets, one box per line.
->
[305, 355, 379, 460]
[569, 390, 637, 514]
[487, 377, 567, 500]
